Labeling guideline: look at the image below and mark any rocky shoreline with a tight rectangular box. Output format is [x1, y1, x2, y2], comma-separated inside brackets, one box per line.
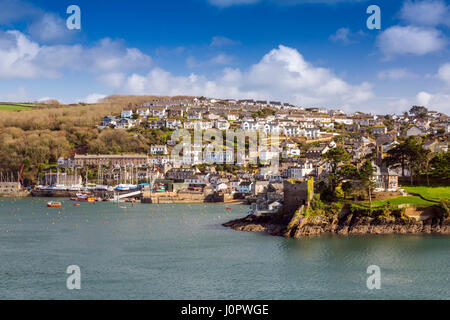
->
[223, 207, 450, 238]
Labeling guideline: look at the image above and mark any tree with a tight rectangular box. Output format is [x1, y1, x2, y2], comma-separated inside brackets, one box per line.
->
[324, 147, 351, 174]
[359, 160, 376, 207]
[409, 106, 428, 117]
[338, 164, 359, 180]
[419, 149, 433, 186]
[323, 147, 351, 195]
[385, 137, 425, 184]
[430, 151, 450, 182]
[342, 181, 356, 200]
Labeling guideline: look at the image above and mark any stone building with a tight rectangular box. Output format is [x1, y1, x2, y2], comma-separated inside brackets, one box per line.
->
[283, 178, 313, 216]
[0, 182, 21, 194]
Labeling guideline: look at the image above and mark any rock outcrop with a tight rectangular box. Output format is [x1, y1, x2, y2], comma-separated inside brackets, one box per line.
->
[223, 207, 450, 238]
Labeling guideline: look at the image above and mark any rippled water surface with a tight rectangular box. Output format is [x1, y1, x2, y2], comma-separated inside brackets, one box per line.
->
[0, 198, 448, 299]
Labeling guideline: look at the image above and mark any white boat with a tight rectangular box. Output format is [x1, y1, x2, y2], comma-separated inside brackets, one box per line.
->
[115, 184, 138, 191]
[67, 184, 83, 191]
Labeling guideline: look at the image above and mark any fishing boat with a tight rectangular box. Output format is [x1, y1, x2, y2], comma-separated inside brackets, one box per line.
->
[47, 201, 62, 208]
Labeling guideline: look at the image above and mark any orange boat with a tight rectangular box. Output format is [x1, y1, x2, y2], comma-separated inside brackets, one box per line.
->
[47, 201, 62, 208]
[74, 204, 81, 207]
[71, 193, 96, 202]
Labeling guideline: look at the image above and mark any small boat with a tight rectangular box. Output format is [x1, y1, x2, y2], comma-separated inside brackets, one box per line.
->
[73, 204, 81, 207]
[72, 193, 96, 202]
[47, 201, 62, 208]
[125, 199, 137, 203]
[226, 207, 232, 210]
[115, 184, 138, 191]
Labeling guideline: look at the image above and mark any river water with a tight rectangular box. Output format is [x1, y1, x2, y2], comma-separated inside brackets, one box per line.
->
[0, 198, 448, 300]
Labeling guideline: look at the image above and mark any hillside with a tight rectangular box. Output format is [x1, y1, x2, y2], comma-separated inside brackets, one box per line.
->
[0, 95, 183, 185]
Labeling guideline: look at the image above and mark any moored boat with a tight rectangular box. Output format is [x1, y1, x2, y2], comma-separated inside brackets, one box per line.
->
[71, 192, 96, 202]
[47, 201, 62, 208]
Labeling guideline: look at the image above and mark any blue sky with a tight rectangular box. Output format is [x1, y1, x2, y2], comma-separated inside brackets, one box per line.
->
[0, 0, 449, 113]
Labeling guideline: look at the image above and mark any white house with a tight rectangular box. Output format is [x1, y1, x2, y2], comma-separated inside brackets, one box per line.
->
[185, 176, 207, 186]
[286, 162, 314, 179]
[187, 111, 202, 120]
[238, 181, 253, 194]
[116, 118, 133, 129]
[216, 183, 228, 192]
[150, 145, 168, 155]
[102, 116, 119, 127]
[204, 151, 233, 164]
[136, 108, 150, 118]
[166, 119, 182, 130]
[151, 107, 167, 118]
[121, 110, 133, 119]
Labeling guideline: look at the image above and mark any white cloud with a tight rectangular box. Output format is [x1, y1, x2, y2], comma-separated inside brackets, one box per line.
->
[416, 91, 433, 105]
[416, 91, 450, 112]
[78, 93, 107, 104]
[27, 13, 76, 44]
[329, 28, 366, 45]
[117, 45, 374, 108]
[377, 68, 417, 80]
[97, 72, 126, 88]
[0, 30, 152, 79]
[377, 26, 447, 58]
[400, 0, 450, 27]
[0, 30, 48, 78]
[437, 63, 450, 85]
[329, 28, 352, 44]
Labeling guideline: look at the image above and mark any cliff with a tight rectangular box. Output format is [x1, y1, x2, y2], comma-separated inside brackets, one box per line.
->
[223, 205, 450, 238]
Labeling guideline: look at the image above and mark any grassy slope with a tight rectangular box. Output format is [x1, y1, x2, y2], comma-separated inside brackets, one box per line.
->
[368, 196, 436, 208]
[403, 186, 450, 201]
[0, 103, 35, 111]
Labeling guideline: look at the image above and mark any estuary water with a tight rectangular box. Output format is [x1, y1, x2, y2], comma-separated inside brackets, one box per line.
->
[0, 198, 448, 300]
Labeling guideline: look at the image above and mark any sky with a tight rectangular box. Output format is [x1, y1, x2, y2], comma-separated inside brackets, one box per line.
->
[0, 0, 449, 114]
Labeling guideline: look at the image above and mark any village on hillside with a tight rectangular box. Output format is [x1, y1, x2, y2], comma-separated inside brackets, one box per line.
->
[0, 96, 448, 215]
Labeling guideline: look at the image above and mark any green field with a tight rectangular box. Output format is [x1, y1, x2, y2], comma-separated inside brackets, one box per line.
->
[0, 103, 35, 111]
[368, 196, 436, 208]
[403, 186, 450, 202]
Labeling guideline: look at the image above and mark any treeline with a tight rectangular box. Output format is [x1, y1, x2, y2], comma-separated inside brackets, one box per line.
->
[384, 137, 449, 185]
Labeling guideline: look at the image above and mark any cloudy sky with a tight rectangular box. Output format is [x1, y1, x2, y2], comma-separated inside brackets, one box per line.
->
[0, 0, 449, 113]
